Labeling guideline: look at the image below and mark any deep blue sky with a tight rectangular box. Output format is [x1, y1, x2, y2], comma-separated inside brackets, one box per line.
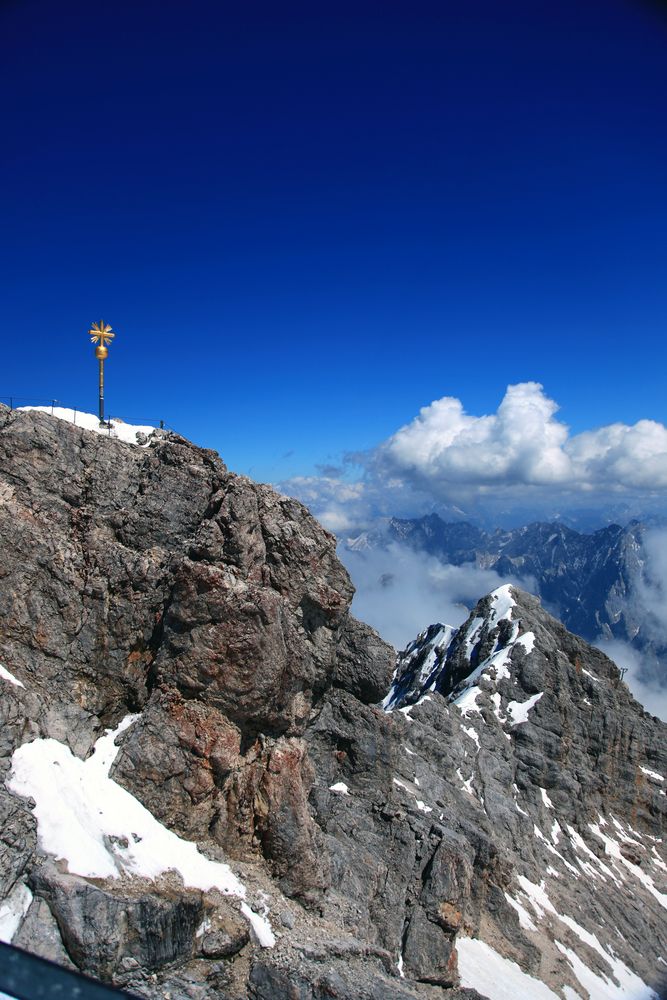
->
[2, 0, 666, 482]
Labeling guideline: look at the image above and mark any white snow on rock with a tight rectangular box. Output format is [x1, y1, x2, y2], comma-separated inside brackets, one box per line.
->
[507, 692, 543, 726]
[517, 875, 558, 919]
[640, 766, 664, 782]
[453, 685, 483, 717]
[588, 820, 667, 910]
[19, 407, 156, 446]
[516, 632, 535, 653]
[0, 664, 24, 689]
[555, 940, 658, 1000]
[385, 586, 540, 719]
[488, 585, 516, 628]
[415, 799, 433, 814]
[463, 617, 484, 657]
[456, 936, 560, 999]
[539, 787, 553, 809]
[0, 882, 33, 943]
[462, 726, 480, 748]
[393, 777, 433, 813]
[513, 872, 659, 999]
[383, 622, 457, 711]
[7, 716, 275, 947]
[457, 768, 479, 800]
[329, 782, 350, 795]
[240, 902, 276, 947]
[504, 891, 537, 932]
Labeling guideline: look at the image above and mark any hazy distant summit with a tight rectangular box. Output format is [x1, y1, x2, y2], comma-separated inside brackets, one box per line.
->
[346, 512, 667, 685]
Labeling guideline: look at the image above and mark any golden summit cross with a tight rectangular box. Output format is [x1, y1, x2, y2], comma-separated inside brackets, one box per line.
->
[88, 321, 116, 424]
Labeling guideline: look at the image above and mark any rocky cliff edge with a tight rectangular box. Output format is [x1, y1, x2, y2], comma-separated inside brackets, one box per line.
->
[0, 406, 665, 1000]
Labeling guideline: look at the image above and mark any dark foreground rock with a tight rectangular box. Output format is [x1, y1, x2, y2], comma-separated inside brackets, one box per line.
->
[0, 405, 665, 1000]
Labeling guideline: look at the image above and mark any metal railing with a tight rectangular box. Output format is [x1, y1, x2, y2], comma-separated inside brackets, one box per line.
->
[0, 397, 172, 432]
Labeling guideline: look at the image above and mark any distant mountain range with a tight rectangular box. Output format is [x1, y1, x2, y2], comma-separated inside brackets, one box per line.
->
[346, 513, 665, 682]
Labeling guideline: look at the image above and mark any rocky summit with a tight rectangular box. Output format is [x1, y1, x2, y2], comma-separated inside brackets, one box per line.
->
[0, 404, 665, 1000]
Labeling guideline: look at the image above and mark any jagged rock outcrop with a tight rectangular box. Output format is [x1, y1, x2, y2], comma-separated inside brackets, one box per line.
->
[346, 513, 667, 684]
[1, 405, 665, 1000]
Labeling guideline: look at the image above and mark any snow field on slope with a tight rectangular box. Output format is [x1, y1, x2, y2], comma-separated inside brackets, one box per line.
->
[506, 874, 659, 999]
[456, 937, 559, 1000]
[8, 716, 276, 947]
[18, 406, 156, 445]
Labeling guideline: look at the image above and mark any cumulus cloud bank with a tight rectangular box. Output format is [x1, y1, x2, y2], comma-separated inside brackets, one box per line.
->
[378, 382, 667, 492]
[282, 383, 667, 532]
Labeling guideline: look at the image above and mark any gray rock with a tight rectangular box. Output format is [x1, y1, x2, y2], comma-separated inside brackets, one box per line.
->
[1, 407, 665, 1000]
[31, 866, 204, 979]
[12, 896, 77, 968]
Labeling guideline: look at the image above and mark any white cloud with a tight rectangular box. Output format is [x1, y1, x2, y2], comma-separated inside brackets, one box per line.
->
[283, 475, 370, 534]
[339, 542, 531, 651]
[378, 382, 667, 492]
[632, 528, 667, 641]
[594, 638, 667, 723]
[281, 383, 667, 532]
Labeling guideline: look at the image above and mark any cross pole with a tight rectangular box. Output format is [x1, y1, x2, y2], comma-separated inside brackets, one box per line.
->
[88, 321, 115, 425]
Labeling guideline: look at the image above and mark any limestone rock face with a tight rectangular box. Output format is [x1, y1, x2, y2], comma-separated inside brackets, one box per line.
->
[1, 405, 665, 1000]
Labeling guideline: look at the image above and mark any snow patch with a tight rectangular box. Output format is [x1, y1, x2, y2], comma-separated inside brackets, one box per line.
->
[454, 686, 482, 717]
[555, 941, 658, 1000]
[464, 617, 484, 657]
[488, 585, 516, 628]
[462, 726, 480, 748]
[516, 632, 535, 653]
[457, 936, 559, 999]
[504, 892, 537, 932]
[329, 782, 349, 795]
[240, 902, 276, 948]
[0, 664, 24, 689]
[457, 768, 476, 798]
[507, 692, 543, 726]
[517, 875, 557, 919]
[7, 716, 275, 946]
[589, 821, 667, 909]
[0, 882, 33, 943]
[540, 787, 553, 809]
[640, 765, 664, 782]
[19, 407, 156, 446]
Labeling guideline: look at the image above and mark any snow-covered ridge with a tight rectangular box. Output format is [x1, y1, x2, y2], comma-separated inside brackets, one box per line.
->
[383, 582, 666, 999]
[384, 585, 540, 723]
[18, 406, 157, 446]
[382, 622, 457, 711]
[7, 717, 275, 948]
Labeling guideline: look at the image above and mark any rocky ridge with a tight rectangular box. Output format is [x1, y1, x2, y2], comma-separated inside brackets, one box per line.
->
[0, 405, 665, 1000]
[346, 513, 666, 683]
